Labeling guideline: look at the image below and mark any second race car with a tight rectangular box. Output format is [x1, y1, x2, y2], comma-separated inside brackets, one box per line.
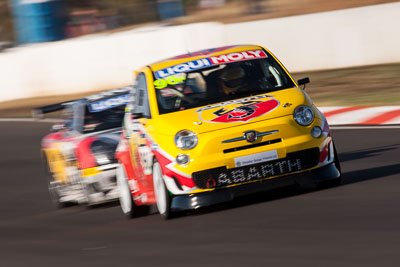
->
[34, 87, 132, 207]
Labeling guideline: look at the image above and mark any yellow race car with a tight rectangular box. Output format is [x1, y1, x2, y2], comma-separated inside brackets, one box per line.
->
[115, 45, 341, 219]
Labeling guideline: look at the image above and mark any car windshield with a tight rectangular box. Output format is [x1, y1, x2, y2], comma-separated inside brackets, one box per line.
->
[83, 103, 126, 133]
[153, 50, 295, 114]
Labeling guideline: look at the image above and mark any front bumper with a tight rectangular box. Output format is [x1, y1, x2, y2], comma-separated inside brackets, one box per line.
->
[81, 163, 119, 204]
[170, 162, 340, 211]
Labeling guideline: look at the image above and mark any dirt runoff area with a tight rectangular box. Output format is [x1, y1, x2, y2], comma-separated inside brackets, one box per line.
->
[1, 63, 399, 118]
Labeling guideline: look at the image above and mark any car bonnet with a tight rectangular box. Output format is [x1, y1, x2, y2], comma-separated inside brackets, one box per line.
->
[152, 88, 309, 135]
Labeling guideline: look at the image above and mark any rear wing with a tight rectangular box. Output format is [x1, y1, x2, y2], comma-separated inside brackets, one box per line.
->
[31, 86, 133, 119]
[31, 101, 73, 120]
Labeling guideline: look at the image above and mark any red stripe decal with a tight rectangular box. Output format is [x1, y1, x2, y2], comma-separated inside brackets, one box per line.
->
[153, 150, 195, 188]
[359, 109, 400, 124]
[323, 106, 369, 118]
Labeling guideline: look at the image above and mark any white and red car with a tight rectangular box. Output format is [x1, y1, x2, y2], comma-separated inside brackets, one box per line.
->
[35, 87, 132, 207]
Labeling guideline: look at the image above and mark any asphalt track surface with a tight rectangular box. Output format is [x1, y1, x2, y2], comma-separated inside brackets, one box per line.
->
[1, 121, 400, 267]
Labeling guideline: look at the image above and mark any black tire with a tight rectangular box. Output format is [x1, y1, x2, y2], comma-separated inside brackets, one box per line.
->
[152, 159, 172, 220]
[317, 141, 342, 188]
[333, 142, 342, 175]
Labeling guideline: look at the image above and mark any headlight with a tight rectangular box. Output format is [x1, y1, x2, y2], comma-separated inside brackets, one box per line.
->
[176, 154, 190, 165]
[175, 130, 198, 150]
[293, 105, 314, 126]
[311, 126, 322, 138]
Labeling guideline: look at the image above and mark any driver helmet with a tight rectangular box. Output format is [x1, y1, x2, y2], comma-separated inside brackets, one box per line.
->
[219, 66, 246, 95]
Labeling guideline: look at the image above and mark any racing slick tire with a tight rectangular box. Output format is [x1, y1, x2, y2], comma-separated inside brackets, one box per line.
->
[152, 159, 172, 220]
[116, 164, 142, 218]
[317, 141, 342, 188]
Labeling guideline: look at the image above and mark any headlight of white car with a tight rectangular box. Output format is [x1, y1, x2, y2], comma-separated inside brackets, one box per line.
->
[293, 105, 314, 126]
[175, 130, 198, 150]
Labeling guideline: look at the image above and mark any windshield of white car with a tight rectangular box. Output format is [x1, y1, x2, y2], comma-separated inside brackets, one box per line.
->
[82, 105, 125, 133]
[153, 55, 295, 114]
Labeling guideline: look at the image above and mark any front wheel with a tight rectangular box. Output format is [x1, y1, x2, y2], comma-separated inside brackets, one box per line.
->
[152, 160, 172, 220]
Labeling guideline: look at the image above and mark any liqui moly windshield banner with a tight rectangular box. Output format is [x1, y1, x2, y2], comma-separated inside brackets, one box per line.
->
[154, 50, 268, 79]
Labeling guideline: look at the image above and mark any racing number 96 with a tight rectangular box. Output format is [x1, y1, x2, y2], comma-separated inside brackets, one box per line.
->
[154, 75, 186, 89]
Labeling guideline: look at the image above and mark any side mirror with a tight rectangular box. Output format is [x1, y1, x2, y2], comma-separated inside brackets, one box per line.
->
[297, 77, 310, 90]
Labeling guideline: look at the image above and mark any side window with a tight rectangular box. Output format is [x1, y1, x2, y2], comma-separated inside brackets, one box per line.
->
[133, 73, 151, 118]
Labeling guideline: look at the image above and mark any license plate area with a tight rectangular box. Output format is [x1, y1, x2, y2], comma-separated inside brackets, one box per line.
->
[234, 150, 278, 167]
[192, 148, 319, 189]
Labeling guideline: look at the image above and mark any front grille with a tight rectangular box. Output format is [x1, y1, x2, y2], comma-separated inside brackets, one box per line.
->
[223, 138, 282, 154]
[192, 148, 319, 189]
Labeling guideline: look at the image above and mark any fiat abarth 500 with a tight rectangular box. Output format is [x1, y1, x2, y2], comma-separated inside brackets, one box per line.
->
[34, 87, 132, 207]
[115, 45, 341, 219]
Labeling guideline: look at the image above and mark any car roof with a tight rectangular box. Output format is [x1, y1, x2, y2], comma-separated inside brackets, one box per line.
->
[83, 86, 132, 103]
[149, 44, 263, 72]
